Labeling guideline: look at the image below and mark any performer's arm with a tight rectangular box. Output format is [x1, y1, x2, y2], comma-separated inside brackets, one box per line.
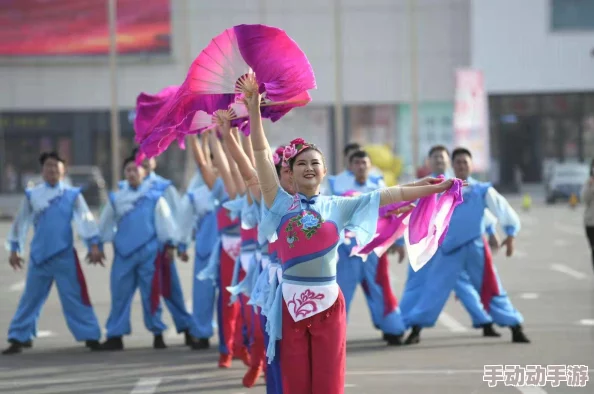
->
[6, 196, 33, 254]
[155, 197, 178, 247]
[222, 129, 246, 197]
[73, 194, 101, 248]
[97, 202, 117, 246]
[220, 123, 261, 202]
[243, 85, 280, 209]
[188, 135, 217, 190]
[163, 185, 182, 219]
[209, 129, 238, 200]
[378, 181, 452, 206]
[485, 187, 520, 237]
[176, 194, 196, 255]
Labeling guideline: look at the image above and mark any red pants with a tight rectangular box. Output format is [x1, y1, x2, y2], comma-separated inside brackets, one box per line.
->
[250, 306, 266, 369]
[218, 247, 248, 356]
[280, 291, 346, 394]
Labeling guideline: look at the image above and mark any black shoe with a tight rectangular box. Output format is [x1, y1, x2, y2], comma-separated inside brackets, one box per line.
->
[190, 338, 210, 350]
[404, 326, 422, 345]
[184, 330, 195, 347]
[153, 334, 167, 349]
[21, 340, 32, 348]
[511, 325, 530, 343]
[384, 333, 403, 346]
[99, 337, 124, 351]
[482, 323, 501, 337]
[85, 340, 101, 350]
[2, 342, 24, 355]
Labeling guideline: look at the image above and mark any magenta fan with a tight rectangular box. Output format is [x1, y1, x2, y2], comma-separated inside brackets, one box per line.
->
[133, 85, 179, 145]
[136, 24, 316, 159]
[136, 90, 235, 159]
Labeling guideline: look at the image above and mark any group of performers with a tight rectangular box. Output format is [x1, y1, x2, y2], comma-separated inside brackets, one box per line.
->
[3, 82, 530, 394]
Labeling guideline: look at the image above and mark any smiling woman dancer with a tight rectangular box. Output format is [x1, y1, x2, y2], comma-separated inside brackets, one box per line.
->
[236, 75, 461, 394]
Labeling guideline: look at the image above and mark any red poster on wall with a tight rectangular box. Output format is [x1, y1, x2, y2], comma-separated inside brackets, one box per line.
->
[0, 0, 171, 56]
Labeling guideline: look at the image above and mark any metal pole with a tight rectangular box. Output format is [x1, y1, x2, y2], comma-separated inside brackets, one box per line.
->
[333, 0, 344, 173]
[108, 0, 121, 190]
[181, 0, 194, 189]
[409, 0, 419, 171]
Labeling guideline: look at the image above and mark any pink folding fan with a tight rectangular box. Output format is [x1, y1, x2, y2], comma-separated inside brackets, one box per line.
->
[136, 24, 316, 158]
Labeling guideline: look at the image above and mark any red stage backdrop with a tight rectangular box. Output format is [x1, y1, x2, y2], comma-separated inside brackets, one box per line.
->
[0, 0, 171, 56]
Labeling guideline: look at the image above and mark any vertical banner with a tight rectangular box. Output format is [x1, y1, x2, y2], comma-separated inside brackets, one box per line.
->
[453, 69, 490, 172]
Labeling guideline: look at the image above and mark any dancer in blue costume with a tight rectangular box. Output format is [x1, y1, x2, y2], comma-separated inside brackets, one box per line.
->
[328, 149, 406, 345]
[399, 145, 503, 341]
[220, 125, 294, 392]
[123, 149, 200, 346]
[177, 135, 220, 350]
[405, 147, 530, 344]
[97, 157, 178, 350]
[3, 152, 104, 355]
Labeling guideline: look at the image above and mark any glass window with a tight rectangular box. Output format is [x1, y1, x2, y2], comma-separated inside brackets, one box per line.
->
[551, 0, 594, 31]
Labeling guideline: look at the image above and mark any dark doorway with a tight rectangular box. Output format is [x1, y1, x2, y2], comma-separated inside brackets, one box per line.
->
[499, 116, 542, 188]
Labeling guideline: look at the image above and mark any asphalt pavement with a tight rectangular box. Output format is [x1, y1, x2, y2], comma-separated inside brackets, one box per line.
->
[0, 195, 592, 394]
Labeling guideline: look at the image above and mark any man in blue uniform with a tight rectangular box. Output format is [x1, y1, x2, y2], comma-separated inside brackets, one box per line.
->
[404, 147, 530, 344]
[124, 148, 200, 347]
[97, 156, 178, 350]
[3, 152, 103, 355]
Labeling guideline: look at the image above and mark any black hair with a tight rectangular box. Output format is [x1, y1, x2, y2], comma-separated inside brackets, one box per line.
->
[122, 156, 137, 171]
[288, 145, 325, 170]
[348, 150, 369, 163]
[428, 145, 449, 157]
[451, 147, 472, 161]
[343, 142, 361, 157]
[39, 151, 65, 166]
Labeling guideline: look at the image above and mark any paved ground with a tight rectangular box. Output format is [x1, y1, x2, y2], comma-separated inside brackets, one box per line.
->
[0, 194, 592, 393]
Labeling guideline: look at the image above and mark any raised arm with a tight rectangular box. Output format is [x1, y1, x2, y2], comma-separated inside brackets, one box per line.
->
[188, 134, 217, 190]
[222, 128, 247, 197]
[220, 120, 261, 202]
[241, 131, 261, 202]
[208, 126, 237, 200]
[240, 75, 280, 208]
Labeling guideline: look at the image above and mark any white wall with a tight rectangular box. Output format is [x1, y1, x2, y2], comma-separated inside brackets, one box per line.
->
[0, 0, 469, 110]
[471, 0, 594, 94]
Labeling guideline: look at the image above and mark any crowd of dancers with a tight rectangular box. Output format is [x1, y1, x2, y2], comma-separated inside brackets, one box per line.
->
[3, 88, 530, 394]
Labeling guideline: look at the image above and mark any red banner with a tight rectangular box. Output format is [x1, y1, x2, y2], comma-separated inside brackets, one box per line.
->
[0, 0, 171, 56]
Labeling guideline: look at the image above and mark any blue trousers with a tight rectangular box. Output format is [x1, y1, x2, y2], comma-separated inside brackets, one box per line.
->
[400, 255, 493, 329]
[337, 244, 406, 335]
[260, 313, 283, 394]
[406, 240, 523, 328]
[8, 248, 101, 343]
[192, 252, 216, 339]
[161, 256, 201, 337]
[105, 242, 167, 337]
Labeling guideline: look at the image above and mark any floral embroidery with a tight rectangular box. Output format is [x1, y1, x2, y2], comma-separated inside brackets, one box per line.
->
[284, 210, 325, 248]
[287, 289, 325, 318]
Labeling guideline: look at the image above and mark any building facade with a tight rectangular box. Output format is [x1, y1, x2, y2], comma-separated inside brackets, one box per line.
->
[0, 0, 470, 191]
[471, 0, 594, 187]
